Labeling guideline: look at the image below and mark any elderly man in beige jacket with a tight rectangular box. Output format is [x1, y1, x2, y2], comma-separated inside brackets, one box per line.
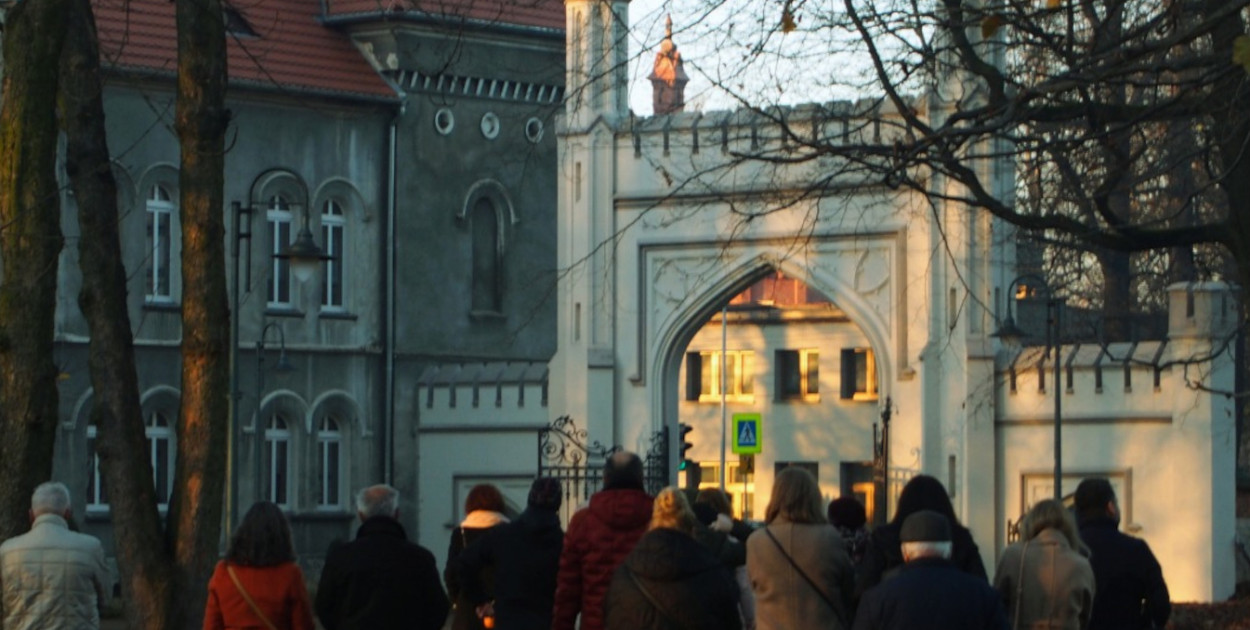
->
[1, 481, 110, 630]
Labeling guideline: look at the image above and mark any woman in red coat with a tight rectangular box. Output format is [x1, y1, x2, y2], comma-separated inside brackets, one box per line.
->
[203, 501, 315, 630]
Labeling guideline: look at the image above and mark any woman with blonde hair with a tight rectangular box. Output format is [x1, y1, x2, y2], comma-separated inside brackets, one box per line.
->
[994, 499, 1095, 630]
[747, 467, 853, 630]
[604, 487, 741, 630]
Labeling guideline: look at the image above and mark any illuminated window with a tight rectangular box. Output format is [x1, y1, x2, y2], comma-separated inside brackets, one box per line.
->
[145, 185, 174, 302]
[840, 348, 878, 401]
[321, 200, 345, 311]
[316, 416, 342, 509]
[264, 414, 291, 507]
[776, 349, 819, 400]
[267, 196, 292, 307]
[685, 350, 754, 402]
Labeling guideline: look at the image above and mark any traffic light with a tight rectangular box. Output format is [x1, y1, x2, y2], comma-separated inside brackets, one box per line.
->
[679, 423, 694, 470]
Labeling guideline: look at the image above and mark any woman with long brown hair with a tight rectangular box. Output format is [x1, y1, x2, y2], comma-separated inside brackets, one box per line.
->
[203, 501, 314, 630]
[747, 467, 853, 630]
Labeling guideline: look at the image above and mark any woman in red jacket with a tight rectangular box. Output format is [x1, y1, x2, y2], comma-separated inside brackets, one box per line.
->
[203, 501, 315, 630]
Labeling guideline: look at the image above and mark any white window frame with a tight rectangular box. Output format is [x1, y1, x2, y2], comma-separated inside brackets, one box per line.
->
[697, 350, 754, 403]
[264, 414, 291, 507]
[267, 195, 293, 308]
[843, 347, 879, 401]
[777, 349, 820, 402]
[146, 411, 175, 510]
[316, 416, 342, 510]
[320, 200, 345, 311]
[145, 185, 174, 303]
[86, 421, 108, 512]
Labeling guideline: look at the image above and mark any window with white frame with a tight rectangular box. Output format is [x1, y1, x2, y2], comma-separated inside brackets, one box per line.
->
[776, 349, 819, 400]
[316, 416, 342, 509]
[147, 411, 175, 509]
[321, 200, 345, 311]
[264, 414, 291, 507]
[86, 420, 108, 511]
[840, 347, 879, 400]
[267, 195, 293, 307]
[145, 185, 174, 302]
[685, 350, 754, 402]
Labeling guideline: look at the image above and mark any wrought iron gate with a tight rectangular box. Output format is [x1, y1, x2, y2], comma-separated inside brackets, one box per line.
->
[538, 416, 669, 523]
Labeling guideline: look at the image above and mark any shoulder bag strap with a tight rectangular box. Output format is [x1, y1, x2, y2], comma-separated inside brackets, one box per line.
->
[227, 564, 279, 630]
[1013, 539, 1031, 630]
[764, 526, 847, 627]
[624, 566, 695, 630]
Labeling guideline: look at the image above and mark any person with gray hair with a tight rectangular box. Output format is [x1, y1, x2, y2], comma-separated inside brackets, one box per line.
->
[0, 481, 110, 630]
[852, 511, 1006, 630]
[315, 484, 448, 630]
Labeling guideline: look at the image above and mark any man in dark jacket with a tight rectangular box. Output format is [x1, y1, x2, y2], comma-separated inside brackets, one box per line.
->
[552, 451, 654, 630]
[1075, 478, 1171, 630]
[852, 511, 1007, 630]
[457, 477, 566, 630]
[315, 484, 449, 630]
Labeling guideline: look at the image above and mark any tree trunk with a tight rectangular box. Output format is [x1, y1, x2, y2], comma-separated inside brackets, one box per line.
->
[0, 0, 68, 544]
[170, 0, 231, 628]
[59, 1, 182, 627]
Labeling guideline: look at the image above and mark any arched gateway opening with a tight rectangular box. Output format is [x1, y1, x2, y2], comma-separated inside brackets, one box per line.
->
[658, 262, 890, 524]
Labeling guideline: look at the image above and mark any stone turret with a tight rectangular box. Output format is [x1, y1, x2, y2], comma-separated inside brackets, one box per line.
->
[648, 15, 688, 115]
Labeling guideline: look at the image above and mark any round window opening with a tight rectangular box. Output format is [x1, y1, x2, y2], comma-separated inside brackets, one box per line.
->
[480, 112, 501, 140]
[434, 108, 455, 135]
[525, 118, 545, 143]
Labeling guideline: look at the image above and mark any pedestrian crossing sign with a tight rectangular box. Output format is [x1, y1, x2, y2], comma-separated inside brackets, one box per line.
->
[732, 413, 762, 454]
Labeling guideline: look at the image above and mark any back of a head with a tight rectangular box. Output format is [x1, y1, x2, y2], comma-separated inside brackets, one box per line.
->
[827, 496, 867, 530]
[357, 484, 400, 519]
[464, 483, 506, 514]
[765, 467, 825, 525]
[1025, 498, 1082, 549]
[228, 501, 295, 567]
[528, 477, 563, 511]
[1073, 477, 1115, 524]
[694, 488, 733, 516]
[893, 475, 958, 527]
[603, 451, 644, 491]
[899, 510, 953, 561]
[649, 486, 696, 535]
[30, 481, 71, 517]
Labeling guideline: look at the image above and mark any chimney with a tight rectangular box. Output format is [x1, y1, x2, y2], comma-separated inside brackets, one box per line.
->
[648, 15, 688, 115]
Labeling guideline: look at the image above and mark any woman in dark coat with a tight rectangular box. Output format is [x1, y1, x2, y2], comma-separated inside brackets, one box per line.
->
[604, 487, 742, 630]
[856, 475, 986, 598]
[445, 484, 510, 630]
[457, 478, 565, 630]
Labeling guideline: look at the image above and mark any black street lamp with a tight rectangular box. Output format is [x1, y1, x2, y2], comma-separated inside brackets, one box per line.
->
[993, 274, 1065, 501]
[227, 200, 327, 531]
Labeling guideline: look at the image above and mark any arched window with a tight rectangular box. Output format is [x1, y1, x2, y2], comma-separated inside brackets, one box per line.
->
[267, 195, 293, 307]
[321, 200, 345, 310]
[147, 411, 175, 509]
[264, 414, 291, 507]
[316, 416, 342, 509]
[145, 185, 174, 302]
[86, 419, 108, 511]
[470, 198, 501, 313]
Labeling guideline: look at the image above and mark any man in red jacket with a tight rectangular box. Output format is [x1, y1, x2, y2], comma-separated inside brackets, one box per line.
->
[552, 451, 654, 630]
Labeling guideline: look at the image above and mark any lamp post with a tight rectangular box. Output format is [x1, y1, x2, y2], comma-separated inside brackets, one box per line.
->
[228, 198, 328, 531]
[992, 274, 1064, 501]
[255, 322, 296, 503]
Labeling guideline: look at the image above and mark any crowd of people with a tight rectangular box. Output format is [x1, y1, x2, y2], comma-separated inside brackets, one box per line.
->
[0, 459, 1172, 630]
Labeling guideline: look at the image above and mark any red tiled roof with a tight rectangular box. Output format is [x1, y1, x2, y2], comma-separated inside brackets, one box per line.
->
[325, 0, 564, 33]
[93, 0, 397, 100]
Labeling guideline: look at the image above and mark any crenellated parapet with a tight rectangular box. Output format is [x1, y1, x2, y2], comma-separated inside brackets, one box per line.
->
[417, 361, 548, 425]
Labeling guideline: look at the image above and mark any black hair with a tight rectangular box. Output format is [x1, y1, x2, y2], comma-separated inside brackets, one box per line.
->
[603, 451, 644, 491]
[891, 475, 960, 527]
[1073, 478, 1116, 524]
[827, 496, 867, 530]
